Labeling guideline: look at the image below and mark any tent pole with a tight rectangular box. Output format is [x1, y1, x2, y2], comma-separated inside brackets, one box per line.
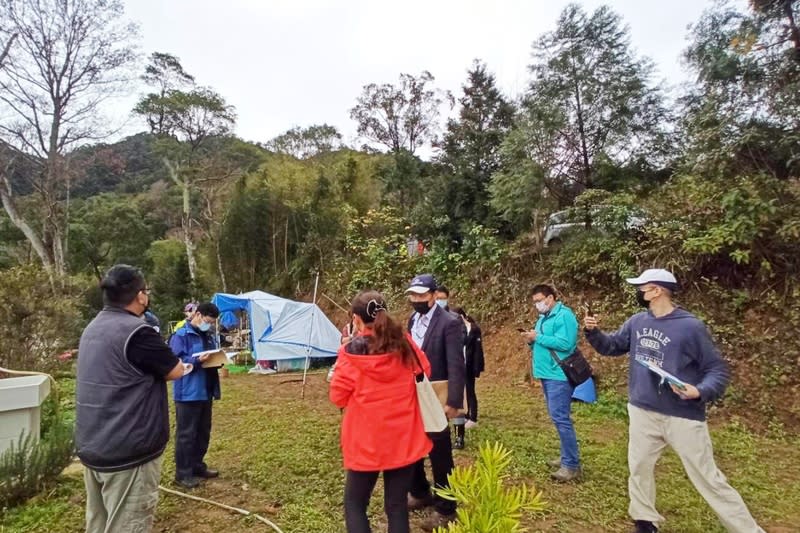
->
[301, 271, 320, 399]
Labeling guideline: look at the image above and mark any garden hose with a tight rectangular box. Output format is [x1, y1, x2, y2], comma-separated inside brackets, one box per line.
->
[158, 485, 285, 533]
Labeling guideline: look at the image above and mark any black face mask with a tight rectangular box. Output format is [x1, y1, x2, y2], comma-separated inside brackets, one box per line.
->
[411, 301, 432, 315]
[636, 289, 650, 308]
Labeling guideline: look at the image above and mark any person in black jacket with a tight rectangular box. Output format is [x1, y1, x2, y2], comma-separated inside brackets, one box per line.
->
[452, 307, 484, 430]
[405, 273, 466, 531]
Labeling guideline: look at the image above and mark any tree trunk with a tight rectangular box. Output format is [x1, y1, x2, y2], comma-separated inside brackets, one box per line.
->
[215, 236, 228, 293]
[271, 212, 278, 275]
[784, 0, 800, 60]
[47, 102, 67, 279]
[165, 158, 198, 284]
[570, 58, 592, 189]
[284, 217, 289, 273]
[0, 171, 56, 285]
[0, 33, 17, 68]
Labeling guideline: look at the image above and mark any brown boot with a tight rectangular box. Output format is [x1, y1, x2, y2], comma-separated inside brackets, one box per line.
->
[421, 511, 456, 531]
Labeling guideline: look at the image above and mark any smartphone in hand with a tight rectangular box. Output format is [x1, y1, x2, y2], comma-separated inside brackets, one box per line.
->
[585, 300, 595, 317]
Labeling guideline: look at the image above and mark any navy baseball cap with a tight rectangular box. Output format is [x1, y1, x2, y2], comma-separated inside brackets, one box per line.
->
[405, 274, 438, 294]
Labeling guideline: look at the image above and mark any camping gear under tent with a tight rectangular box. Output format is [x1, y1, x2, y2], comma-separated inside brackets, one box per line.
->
[211, 290, 340, 370]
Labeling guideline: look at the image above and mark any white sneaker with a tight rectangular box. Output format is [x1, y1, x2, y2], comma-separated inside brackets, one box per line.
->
[464, 420, 478, 430]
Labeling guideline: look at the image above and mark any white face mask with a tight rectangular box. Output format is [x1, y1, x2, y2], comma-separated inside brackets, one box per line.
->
[436, 299, 448, 309]
[535, 301, 550, 314]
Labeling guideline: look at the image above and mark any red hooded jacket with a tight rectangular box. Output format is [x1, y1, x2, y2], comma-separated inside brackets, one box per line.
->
[329, 332, 433, 471]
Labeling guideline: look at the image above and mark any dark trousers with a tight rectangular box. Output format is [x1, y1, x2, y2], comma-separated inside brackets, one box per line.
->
[344, 464, 415, 533]
[409, 427, 456, 515]
[175, 400, 212, 480]
[466, 373, 478, 422]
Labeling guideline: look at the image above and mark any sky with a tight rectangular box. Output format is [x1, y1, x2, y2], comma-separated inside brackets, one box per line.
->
[116, 0, 739, 149]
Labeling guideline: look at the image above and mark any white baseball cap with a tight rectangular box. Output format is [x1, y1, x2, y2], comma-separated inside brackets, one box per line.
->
[626, 268, 678, 286]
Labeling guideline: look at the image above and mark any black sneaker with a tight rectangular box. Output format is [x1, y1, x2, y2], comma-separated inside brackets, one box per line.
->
[453, 436, 465, 449]
[633, 520, 658, 533]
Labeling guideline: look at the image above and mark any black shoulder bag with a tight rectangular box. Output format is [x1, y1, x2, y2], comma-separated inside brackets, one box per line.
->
[548, 347, 592, 387]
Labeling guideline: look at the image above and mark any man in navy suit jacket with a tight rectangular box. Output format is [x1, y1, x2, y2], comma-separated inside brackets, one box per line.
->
[405, 273, 466, 531]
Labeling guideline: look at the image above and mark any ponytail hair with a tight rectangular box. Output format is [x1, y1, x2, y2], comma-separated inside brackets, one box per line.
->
[351, 290, 415, 366]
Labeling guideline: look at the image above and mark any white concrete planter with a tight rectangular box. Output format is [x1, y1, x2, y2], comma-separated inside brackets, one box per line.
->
[0, 375, 51, 455]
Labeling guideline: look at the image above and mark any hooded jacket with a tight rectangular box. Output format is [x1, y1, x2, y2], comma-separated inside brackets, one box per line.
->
[531, 301, 579, 381]
[585, 307, 729, 421]
[329, 332, 433, 471]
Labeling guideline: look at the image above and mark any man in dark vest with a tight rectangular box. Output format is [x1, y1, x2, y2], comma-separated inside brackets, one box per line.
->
[405, 273, 466, 531]
[170, 302, 222, 489]
[76, 265, 184, 533]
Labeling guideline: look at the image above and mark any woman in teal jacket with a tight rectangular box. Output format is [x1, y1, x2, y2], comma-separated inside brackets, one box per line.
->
[521, 284, 581, 482]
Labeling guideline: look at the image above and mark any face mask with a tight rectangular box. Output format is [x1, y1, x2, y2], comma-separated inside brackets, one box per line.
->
[198, 321, 211, 332]
[636, 290, 650, 308]
[535, 301, 550, 314]
[436, 299, 448, 309]
[411, 301, 431, 315]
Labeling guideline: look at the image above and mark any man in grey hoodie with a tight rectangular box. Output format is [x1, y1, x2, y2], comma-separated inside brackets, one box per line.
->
[584, 269, 764, 533]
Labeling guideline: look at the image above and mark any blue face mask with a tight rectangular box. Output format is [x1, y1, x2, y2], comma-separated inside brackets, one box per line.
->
[436, 299, 448, 309]
[198, 322, 211, 332]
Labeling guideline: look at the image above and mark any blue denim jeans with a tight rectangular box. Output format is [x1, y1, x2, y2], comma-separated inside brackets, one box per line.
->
[541, 379, 580, 469]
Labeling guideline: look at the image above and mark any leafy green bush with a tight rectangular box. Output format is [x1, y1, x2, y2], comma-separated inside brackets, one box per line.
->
[434, 442, 546, 533]
[642, 174, 800, 283]
[0, 418, 75, 509]
[0, 266, 85, 373]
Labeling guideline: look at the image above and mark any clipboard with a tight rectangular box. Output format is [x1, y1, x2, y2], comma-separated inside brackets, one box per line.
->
[193, 349, 230, 369]
[636, 359, 688, 390]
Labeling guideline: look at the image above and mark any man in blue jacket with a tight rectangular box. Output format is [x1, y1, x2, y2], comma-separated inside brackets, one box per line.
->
[584, 269, 763, 533]
[521, 284, 581, 482]
[170, 302, 221, 489]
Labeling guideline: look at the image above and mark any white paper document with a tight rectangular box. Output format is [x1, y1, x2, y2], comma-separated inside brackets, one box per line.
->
[636, 359, 688, 390]
[192, 349, 231, 368]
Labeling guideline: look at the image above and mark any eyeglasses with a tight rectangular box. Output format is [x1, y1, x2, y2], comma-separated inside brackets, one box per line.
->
[140, 288, 152, 295]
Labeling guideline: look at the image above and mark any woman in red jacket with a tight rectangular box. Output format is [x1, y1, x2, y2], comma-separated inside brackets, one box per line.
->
[330, 290, 433, 533]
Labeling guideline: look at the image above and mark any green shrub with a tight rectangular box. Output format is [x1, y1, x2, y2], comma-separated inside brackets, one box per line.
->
[0, 265, 85, 373]
[434, 442, 546, 533]
[0, 418, 75, 509]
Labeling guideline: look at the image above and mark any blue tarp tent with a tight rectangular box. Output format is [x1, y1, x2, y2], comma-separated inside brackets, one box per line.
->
[211, 290, 340, 361]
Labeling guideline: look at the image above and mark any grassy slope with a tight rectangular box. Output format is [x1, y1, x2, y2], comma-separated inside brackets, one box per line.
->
[2, 328, 799, 532]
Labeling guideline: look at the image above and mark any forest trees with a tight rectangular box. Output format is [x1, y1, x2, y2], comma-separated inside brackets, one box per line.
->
[0, 0, 138, 282]
[134, 52, 236, 288]
[434, 61, 515, 240]
[490, 3, 669, 224]
[350, 71, 452, 155]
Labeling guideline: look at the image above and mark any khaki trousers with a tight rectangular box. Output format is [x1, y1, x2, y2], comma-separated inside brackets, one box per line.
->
[84, 455, 162, 533]
[628, 404, 764, 533]
[627, 404, 764, 533]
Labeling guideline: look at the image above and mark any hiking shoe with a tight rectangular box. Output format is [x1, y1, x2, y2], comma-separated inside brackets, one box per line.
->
[174, 476, 200, 490]
[633, 520, 658, 533]
[407, 493, 434, 511]
[195, 468, 219, 478]
[547, 457, 562, 469]
[421, 511, 456, 531]
[550, 466, 581, 482]
[464, 420, 478, 430]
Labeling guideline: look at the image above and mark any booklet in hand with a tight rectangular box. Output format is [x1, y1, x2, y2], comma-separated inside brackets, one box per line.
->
[636, 359, 688, 391]
[192, 349, 230, 368]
